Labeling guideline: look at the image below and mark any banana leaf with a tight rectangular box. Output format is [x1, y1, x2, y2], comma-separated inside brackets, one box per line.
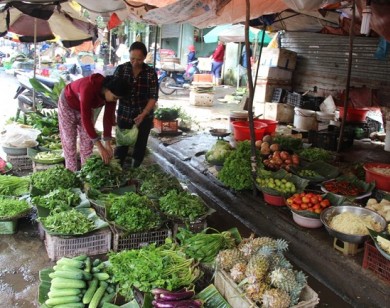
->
[321, 175, 375, 200]
[290, 160, 340, 183]
[256, 169, 309, 197]
[368, 228, 390, 261]
[40, 207, 109, 236]
[196, 284, 232, 308]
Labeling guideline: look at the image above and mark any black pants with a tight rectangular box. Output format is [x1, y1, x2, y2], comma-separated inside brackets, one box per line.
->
[114, 117, 153, 168]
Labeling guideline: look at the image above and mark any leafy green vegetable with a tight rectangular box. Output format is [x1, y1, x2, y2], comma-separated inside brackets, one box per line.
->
[0, 175, 30, 196]
[217, 141, 261, 191]
[31, 188, 81, 212]
[205, 140, 234, 165]
[108, 243, 201, 298]
[108, 192, 162, 233]
[158, 190, 208, 222]
[29, 77, 66, 102]
[0, 197, 31, 219]
[30, 166, 80, 195]
[38, 208, 95, 235]
[298, 147, 333, 162]
[272, 135, 303, 152]
[154, 107, 179, 120]
[79, 156, 123, 189]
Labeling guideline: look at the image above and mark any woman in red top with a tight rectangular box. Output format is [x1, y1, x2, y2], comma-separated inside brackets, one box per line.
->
[58, 74, 128, 171]
[211, 40, 225, 85]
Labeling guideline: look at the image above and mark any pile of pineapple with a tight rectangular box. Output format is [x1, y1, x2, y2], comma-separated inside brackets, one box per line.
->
[216, 235, 307, 308]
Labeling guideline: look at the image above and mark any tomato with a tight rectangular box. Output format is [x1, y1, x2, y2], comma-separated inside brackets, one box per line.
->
[291, 204, 300, 210]
[293, 197, 302, 205]
[286, 198, 293, 205]
[317, 195, 323, 202]
[302, 196, 310, 203]
[306, 208, 314, 212]
[301, 203, 308, 210]
[305, 193, 314, 199]
[307, 203, 313, 208]
[313, 204, 321, 210]
[314, 208, 322, 214]
[320, 199, 330, 208]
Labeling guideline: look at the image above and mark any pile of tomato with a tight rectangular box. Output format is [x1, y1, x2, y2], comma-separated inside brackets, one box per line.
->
[286, 192, 331, 214]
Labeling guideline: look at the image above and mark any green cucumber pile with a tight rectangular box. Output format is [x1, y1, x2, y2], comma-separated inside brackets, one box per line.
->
[45, 255, 116, 308]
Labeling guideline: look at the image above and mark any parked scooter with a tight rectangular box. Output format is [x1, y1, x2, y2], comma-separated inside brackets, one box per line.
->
[158, 60, 200, 95]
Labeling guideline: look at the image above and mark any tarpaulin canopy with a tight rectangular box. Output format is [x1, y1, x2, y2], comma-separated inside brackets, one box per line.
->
[204, 24, 272, 44]
[0, 1, 97, 47]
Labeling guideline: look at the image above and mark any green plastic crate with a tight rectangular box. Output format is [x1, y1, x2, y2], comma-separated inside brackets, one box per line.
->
[0, 220, 18, 234]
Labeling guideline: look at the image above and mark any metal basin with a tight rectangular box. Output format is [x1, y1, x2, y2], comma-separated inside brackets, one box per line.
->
[320, 205, 387, 244]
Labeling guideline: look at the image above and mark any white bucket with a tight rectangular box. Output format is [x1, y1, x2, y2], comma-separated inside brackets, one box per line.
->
[385, 121, 390, 152]
[316, 111, 335, 122]
[294, 107, 317, 131]
[229, 110, 248, 132]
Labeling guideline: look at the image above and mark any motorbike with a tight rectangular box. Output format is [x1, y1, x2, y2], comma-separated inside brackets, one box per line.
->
[13, 64, 82, 120]
[158, 60, 200, 95]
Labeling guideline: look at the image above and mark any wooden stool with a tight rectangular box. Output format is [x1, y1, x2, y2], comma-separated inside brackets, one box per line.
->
[333, 238, 365, 256]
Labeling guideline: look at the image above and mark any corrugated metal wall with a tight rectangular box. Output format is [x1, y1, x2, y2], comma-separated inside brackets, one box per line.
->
[280, 32, 390, 107]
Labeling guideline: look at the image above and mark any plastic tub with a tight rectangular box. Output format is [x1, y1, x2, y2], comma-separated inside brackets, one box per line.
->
[338, 107, 369, 122]
[291, 211, 323, 228]
[232, 121, 267, 141]
[263, 192, 285, 206]
[229, 110, 248, 132]
[363, 163, 390, 192]
[254, 119, 278, 135]
[293, 107, 317, 131]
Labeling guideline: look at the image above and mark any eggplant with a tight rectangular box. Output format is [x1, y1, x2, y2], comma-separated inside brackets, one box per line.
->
[153, 299, 202, 308]
[151, 287, 186, 296]
[159, 290, 195, 301]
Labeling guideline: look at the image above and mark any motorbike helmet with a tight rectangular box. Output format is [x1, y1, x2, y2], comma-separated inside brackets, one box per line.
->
[188, 45, 195, 52]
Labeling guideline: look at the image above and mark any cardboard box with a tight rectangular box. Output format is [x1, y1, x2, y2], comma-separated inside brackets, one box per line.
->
[258, 66, 293, 80]
[193, 73, 213, 84]
[263, 102, 295, 123]
[254, 78, 292, 103]
[189, 91, 214, 106]
[260, 48, 297, 71]
[197, 57, 212, 71]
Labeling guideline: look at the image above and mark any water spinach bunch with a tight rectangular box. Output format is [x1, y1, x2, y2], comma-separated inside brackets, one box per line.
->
[0, 197, 30, 219]
[31, 188, 81, 212]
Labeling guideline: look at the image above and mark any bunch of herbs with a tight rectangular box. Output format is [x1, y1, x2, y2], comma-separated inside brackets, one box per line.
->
[30, 166, 80, 194]
[31, 188, 81, 212]
[0, 197, 30, 219]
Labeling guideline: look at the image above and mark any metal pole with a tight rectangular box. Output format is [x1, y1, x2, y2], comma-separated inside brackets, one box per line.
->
[108, 30, 112, 65]
[153, 25, 158, 68]
[33, 18, 37, 110]
[337, 0, 356, 152]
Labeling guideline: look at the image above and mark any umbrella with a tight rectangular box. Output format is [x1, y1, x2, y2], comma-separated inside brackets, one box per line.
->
[204, 24, 271, 44]
[0, 2, 97, 47]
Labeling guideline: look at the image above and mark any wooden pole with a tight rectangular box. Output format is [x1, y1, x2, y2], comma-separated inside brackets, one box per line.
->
[337, 0, 356, 152]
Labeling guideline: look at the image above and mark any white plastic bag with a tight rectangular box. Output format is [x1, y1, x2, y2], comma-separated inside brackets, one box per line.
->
[1, 123, 40, 148]
[115, 126, 139, 146]
[320, 95, 336, 113]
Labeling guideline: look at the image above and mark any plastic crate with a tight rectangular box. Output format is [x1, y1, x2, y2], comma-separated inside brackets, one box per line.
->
[153, 119, 178, 133]
[362, 241, 390, 283]
[214, 269, 319, 308]
[44, 227, 112, 261]
[0, 220, 17, 234]
[308, 129, 354, 151]
[33, 161, 64, 173]
[272, 88, 287, 103]
[6, 154, 33, 172]
[111, 225, 172, 252]
[366, 117, 382, 134]
[172, 218, 207, 237]
[287, 93, 323, 111]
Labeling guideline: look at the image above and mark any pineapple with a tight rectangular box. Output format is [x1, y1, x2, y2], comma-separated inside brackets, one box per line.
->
[245, 254, 270, 282]
[269, 253, 292, 270]
[270, 267, 298, 293]
[230, 262, 247, 283]
[238, 236, 277, 258]
[262, 288, 291, 308]
[216, 248, 244, 271]
[245, 282, 269, 303]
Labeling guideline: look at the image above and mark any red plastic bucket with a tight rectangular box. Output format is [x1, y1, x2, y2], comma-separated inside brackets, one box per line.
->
[254, 119, 278, 135]
[338, 107, 369, 122]
[363, 163, 390, 192]
[263, 192, 285, 206]
[232, 121, 267, 141]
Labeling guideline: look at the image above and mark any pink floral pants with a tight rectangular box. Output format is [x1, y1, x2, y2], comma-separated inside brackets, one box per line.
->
[58, 94, 93, 171]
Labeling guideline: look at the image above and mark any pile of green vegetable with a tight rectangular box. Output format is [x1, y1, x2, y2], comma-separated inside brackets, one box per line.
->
[217, 140, 262, 191]
[79, 155, 123, 189]
[30, 166, 80, 194]
[107, 192, 162, 233]
[108, 243, 201, 298]
[139, 171, 183, 198]
[205, 140, 234, 165]
[0, 197, 31, 219]
[0, 175, 30, 196]
[38, 208, 95, 235]
[298, 147, 333, 162]
[31, 188, 81, 212]
[154, 107, 179, 120]
[158, 189, 208, 222]
[272, 135, 303, 152]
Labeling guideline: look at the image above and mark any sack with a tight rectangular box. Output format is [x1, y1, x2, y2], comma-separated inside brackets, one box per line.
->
[115, 126, 139, 146]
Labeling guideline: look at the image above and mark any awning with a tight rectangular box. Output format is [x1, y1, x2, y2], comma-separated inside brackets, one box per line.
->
[204, 24, 272, 44]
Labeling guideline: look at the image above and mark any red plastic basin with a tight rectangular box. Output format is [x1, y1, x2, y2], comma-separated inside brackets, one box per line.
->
[363, 163, 390, 192]
[232, 121, 267, 141]
[263, 192, 285, 206]
[254, 119, 278, 135]
[338, 107, 369, 122]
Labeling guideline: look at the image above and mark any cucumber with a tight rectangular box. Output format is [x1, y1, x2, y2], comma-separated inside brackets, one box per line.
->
[51, 278, 86, 289]
[93, 272, 110, 281]
[52, 303, 85, 308]
[85, 257, 91, 273]
[45, 295, 81, 306]
[57, 258, 84, 269]
[48, 288, 81, 298]
[92, 259, 101, 267]
[72, 255, 88, 261]
[82, 278, 99, 304]
[89, 283, 107, 308]
[49, 270, 84, 280]
[98, 292, 116, 308]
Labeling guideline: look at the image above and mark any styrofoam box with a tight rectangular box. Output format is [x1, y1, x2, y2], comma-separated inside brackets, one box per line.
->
[258, 66, 293, 80]
[189, 91, 214, 106]
[264, 102, 295, 123]
[260, 48, 297, 71]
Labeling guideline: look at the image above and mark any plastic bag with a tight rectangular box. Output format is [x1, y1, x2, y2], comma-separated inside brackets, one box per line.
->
[115, 126, 139, 146]
[1, 123, 40, 148]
